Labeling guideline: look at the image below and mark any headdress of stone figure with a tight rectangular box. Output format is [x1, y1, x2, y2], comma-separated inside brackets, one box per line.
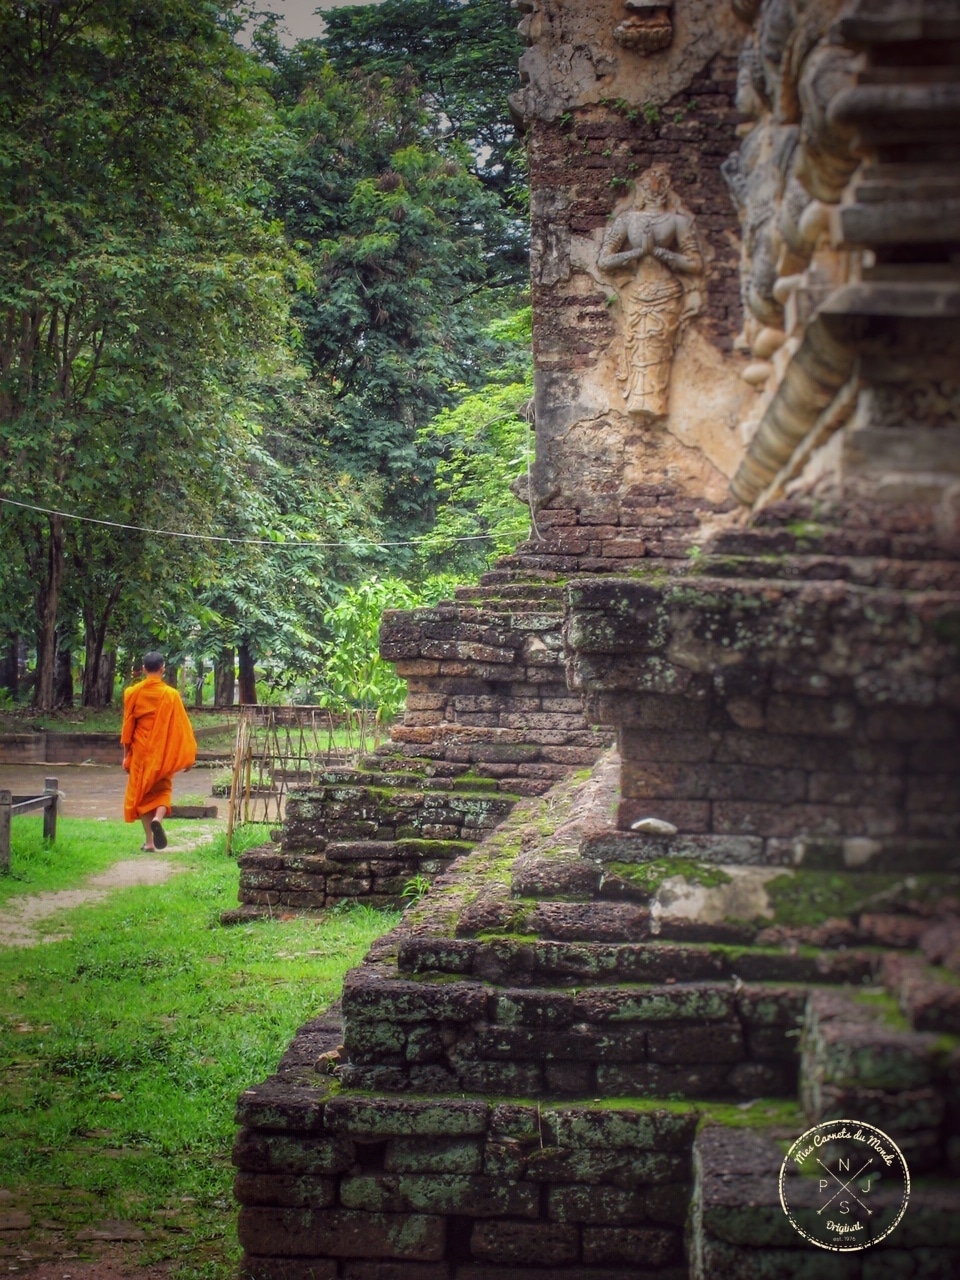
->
[597, 165, 703, 421]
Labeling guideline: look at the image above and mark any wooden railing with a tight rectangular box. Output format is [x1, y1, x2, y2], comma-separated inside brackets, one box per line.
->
[0, 776, 59, 872]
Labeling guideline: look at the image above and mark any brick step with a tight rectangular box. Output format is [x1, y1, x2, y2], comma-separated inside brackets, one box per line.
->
[396, 935, 882, 987]
[691, 1125, 960, 1276]
[580, 826, 960, 876]
[479, 567, 564, 585]
[455, 880, 957, 962]
[320, 838, 475, 864]
[493, 552, 651, 575]
[339, 969, 811, 1100]
[293, 784, 518, 812]
[707, 523, 952, 562]
[236, 836, 472, 912]
[800, 988, 956, 1172]
[234, 1078, 704, 1274]
[453, 582, 566, 603]
[240, 838, 472, 869]
[364, 753, 471, 778]
[697, 551, 960, 591]
[882, 951, 960, 1035]
[314, 768, 433, 790]
[313, 767, 503, 795]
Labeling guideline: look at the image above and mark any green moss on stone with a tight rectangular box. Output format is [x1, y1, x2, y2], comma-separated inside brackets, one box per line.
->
[604, 858, 733, 894]
[764, 871, 960, 928]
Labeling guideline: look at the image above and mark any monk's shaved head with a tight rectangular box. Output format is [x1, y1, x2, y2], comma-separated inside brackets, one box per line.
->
[143, 651, 165, 673]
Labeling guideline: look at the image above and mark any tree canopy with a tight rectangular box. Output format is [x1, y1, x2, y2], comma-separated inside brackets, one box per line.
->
[0, 0, 532, 712]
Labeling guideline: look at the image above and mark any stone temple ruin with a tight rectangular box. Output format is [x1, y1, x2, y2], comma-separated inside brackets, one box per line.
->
[231, 1, 960, 1276]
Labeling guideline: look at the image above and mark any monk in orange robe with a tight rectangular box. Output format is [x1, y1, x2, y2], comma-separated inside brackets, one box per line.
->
[121, 652, 197, 850]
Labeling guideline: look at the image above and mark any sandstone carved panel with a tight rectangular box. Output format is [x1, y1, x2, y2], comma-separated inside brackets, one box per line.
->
[598, 166, 703, 421]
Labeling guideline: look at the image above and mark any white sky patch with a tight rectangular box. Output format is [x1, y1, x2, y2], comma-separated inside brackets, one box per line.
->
[264, 0, 386, 45]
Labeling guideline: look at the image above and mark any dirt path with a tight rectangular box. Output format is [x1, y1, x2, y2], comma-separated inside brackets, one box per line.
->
[0, 826, 222, 947]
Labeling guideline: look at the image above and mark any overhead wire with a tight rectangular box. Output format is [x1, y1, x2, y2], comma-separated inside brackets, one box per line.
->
[0, 496, 500, 550]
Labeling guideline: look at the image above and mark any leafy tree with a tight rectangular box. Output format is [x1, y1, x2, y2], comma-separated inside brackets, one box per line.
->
[415, 307, 533, 579]
[0, 0, 295, 709]
[264, 57, 511, 540]
[323, 0, 525, 211]
[191, 422, 381, 704]
[317, 573, 461, 721]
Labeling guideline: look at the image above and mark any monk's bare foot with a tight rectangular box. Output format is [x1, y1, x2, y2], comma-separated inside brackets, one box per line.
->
[140, 843, 155, 852]
[151, 819, 168, 850]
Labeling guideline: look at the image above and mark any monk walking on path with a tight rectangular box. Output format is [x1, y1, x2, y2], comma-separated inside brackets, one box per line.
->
[121, 652, 197, 851]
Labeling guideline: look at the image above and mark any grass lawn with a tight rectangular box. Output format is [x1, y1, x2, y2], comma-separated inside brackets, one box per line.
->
[0, 819, 398, 1277]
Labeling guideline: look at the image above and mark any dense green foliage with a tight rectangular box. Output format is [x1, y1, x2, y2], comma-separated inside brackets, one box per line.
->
[0, 0, 531, 711]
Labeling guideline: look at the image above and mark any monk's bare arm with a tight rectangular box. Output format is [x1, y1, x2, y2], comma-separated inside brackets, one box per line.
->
[120, 687, 136, 766]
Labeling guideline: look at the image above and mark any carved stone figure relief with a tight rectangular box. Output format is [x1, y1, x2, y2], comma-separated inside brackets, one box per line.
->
[597, 166, 702, 420]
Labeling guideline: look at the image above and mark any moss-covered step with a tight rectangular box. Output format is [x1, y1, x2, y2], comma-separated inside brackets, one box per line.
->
[691, 1124, 960, 1279]
[800, 987, 959, 1172]
[395, 935, 880, 987]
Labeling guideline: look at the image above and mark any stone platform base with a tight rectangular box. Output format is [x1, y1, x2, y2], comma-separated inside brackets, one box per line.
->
[233, 757, 960, 1276]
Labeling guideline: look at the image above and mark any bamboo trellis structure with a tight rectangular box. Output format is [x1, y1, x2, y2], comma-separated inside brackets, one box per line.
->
[224, 706, 378, 855]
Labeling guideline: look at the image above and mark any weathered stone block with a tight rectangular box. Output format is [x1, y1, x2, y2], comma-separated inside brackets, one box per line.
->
[342, 971, 489, 1023]
[581, 1224, 680, 1266]
[547, 1183, 654, 1224]
[383, 1137, 483, 1175]
[237, 1207, 446, 1260]
[338, 1173, 539, 1218]
[596, 1061, 732, 1098]
[324, 1096, 489, 1139]
[454, 1060, 544, 1095]
[574, 984, 736, 1024]
[469, 1220, 580, 1266]
[233, 1133, 355, 1176]
[526, 1145, 689, 1186]
[233, 1173, 337, 1209]
[540, 1106, 697, 1152]
[647, 1021, 745, 1064]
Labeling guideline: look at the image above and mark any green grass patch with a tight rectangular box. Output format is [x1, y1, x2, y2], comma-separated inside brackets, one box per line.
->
[0, 820, 398, 1276]
[0, 816, 155, 906]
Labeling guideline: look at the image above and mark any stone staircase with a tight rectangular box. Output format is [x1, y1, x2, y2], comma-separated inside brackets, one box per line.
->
[224, 756, 516, 920]
[232, 749, 960, 1278]
[224, 504, 680, 921]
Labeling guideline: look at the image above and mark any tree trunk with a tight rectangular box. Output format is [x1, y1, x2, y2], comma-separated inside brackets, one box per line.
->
[194, 658, 205, 707]
[54, 629, 74, 707]
[0, 636, 18, 698]
[33, 514, 64, 712]
[81, 582, 122, 707]
[238, 640, 257, 706]
[96, 648, 117, 707]
[214, 647, 235, 707]
[164, 662, 179, 690]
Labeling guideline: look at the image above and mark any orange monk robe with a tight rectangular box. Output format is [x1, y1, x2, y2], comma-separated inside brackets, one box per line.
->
[121, 675, 197, 823]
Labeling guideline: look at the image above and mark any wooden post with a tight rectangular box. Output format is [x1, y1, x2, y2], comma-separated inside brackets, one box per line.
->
[43, 776, 58, 844]
[0, 790, 11, 873]
[224, 716, 247, 859]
